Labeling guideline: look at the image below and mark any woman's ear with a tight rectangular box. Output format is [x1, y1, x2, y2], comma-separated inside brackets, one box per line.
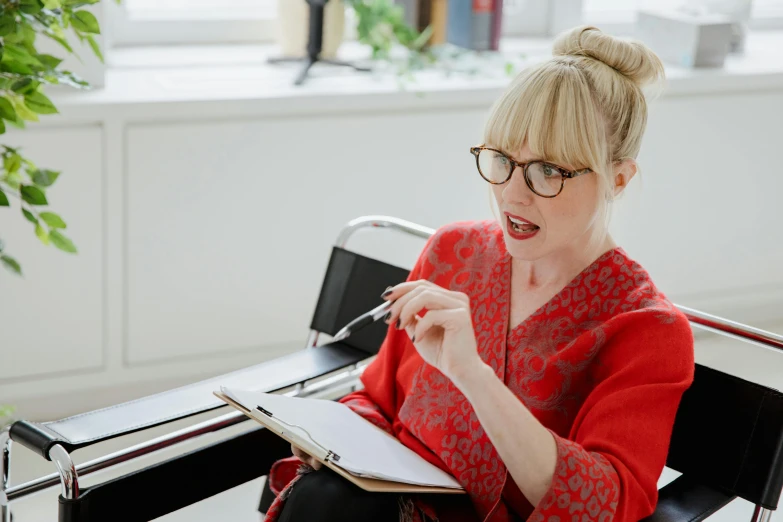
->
[612, 159, 637, 197]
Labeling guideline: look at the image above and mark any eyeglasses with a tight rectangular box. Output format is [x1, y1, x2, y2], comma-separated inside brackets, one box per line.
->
[470, 146, 594, 198]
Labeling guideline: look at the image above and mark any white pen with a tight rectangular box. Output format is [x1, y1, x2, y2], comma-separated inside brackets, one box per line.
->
[330, 300, 393, 343]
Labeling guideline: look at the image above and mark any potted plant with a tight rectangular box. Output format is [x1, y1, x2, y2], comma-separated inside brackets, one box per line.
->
[0, 0, 106, 276]
[275, 0, 433, 66]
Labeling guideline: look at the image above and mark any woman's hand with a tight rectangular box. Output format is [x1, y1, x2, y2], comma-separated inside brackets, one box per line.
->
[291, 444, 322, 470]
[383, 280, 482, 383]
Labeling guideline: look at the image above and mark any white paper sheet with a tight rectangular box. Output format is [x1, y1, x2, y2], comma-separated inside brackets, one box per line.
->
[220, 386, 462, 489]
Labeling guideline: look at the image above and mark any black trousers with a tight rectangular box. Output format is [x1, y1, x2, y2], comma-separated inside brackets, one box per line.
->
[275, 469, 401, 522]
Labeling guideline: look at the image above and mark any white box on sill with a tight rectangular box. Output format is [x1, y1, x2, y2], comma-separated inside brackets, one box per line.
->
[635, 9, 734, 68]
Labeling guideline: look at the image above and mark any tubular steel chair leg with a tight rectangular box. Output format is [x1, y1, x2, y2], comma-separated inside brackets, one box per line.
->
[1, 429, 10, 522]
[750, 505, 775, 522]
[49, 445, 79, 501]
[305, 330, 319, 349]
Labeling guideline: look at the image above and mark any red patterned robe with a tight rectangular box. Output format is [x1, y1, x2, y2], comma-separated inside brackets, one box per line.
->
[266, 220, 695, 522]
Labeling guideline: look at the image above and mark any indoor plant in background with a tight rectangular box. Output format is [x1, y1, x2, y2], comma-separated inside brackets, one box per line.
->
[338, 0, 519, 82]
[0, 0, 106, 276]
[275, 0, 434, 72]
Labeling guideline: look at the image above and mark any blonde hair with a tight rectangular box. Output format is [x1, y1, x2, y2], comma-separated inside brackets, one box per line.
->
[485, 25, 665, 233]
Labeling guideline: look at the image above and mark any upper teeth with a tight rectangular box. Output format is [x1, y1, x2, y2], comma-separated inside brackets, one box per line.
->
[509, 216, 529, 226]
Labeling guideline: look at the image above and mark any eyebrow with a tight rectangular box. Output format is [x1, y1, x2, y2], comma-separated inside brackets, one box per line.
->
[487, 146, 544, 164]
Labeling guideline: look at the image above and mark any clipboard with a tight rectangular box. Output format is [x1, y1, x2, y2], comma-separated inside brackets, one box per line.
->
[214, 390, 464, 494]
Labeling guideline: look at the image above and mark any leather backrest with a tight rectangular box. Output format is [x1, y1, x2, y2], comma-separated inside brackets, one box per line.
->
[310, 247, 409, 356]
[667, 363, 783, 509]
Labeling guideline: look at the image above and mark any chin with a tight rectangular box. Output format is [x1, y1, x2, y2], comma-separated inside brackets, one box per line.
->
[502, 228, 547, 261]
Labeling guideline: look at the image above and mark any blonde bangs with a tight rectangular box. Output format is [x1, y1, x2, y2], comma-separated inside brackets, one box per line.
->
[483, 59, 609, 175]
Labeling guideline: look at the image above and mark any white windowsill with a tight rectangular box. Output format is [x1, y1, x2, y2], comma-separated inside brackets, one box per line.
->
[48, 30, 783, 123]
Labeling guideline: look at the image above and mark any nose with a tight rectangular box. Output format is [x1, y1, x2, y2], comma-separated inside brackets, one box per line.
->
[501, 166, 536, 206]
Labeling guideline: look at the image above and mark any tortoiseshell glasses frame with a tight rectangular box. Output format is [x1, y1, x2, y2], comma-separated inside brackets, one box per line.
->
[470, 146, 594, 198]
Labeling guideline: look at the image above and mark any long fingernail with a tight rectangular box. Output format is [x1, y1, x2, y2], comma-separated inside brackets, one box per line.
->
[381, 288, 393, 299]
[411, 334, 416, 342]
[384, 311, 392, 323]
[396, 319, 401, 329]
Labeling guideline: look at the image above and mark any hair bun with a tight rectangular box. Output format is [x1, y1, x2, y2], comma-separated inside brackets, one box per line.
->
[553, 25, 664, 87]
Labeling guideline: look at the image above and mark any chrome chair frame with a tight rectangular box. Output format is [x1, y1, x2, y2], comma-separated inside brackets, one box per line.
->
[2, 215, 783, 522]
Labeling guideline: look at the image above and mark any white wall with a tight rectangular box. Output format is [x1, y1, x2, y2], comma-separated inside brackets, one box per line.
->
[1, 82, 782, 423]
[0, 126, 105, 382]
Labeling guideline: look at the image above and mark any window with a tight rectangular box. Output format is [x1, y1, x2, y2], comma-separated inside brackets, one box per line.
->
[108, 0, 783, 49]
[108, 0, 278, 46]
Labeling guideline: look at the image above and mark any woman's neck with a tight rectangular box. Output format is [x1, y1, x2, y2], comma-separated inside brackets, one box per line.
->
[511, 233, 617, 293]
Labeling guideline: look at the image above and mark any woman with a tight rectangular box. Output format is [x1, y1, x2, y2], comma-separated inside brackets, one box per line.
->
[264, 25, 694, 522]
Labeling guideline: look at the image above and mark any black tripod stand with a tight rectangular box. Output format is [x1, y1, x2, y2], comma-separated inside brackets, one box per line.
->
[268, 0, 371, 86]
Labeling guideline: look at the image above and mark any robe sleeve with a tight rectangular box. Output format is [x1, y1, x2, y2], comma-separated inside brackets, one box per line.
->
[337, 229, 439, 435]
[527, 309, 695, 522]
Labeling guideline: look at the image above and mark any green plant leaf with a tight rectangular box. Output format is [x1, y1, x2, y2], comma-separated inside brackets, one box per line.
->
[0, 119, 6, 135]
[37, 53, 63, 69]
[4, 152, 22, 174]
[43, 0, 62, 8]
[71, 10, 100, 34]
[0, 60, 34, 75]
[11, 78, 35, 94]
[40, 211, 66, 228]
[411, 25, 433, 50]
[85, 34, 103, 62]
[31, 168, 60, 186]
[22, 208, 38, 223]
[3, 44, 43, 66]
[12, 96, 39, 121]
[3, 170, 22, 189]
[0, 188, 8, 206]
[0, 14, 16, 37]
[19, 0, 43, 14]
[50, 230, 77, 253]
[24, 91, 58, 114]
[21, 22, 37, 48]
[1, 255, 22, 275]
[20, 184, 47, 205]
[0, 96, 17, 121]
[35, 221, 49, 244]
[49, 70, 89, 89]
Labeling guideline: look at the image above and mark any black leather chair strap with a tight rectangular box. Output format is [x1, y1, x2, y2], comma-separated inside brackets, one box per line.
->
[56, 427, 290, 522]
[666, 364, 783, 508]
[10, 342, 367, 458]
[642, 475, 736, 522]
[310, 247, 409, 356]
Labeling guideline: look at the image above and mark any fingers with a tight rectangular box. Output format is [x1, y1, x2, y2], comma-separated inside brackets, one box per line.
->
[383, 280, 468, 330]
[383, 280, 468, 307]
[291, 445, 322, 470]
[397, 289, 466, 331]
[409, 308, 470, 342]
[291, 444, 307, 459]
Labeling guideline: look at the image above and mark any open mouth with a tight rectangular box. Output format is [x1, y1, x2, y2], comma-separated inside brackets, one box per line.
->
[506, 213, 540, 239]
